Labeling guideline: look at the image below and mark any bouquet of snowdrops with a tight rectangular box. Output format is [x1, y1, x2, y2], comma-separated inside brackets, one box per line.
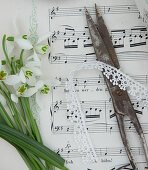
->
[0, 1, 67, 170]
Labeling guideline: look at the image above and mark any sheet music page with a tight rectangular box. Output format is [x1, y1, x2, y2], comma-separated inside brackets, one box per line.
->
[43, 0, 148, 169]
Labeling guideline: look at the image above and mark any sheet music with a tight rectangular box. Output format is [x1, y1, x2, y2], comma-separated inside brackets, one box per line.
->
[46, 0, 148, 169]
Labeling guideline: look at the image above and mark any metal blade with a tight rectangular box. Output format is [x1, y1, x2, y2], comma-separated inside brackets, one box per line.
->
[116, 114, 138, 170]
[85, 8, 114, 67]
[95, 4, 120, 69]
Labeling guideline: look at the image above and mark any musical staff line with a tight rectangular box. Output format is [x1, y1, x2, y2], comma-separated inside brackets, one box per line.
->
[49, 51, 148, 64]
[51, 26, 148, 49]
[52, 27, 147, 40]
[53, 75, 148, 87]
[52, 122, 148, 135]
[49, 5, 139, 19]
[55, 146, 144, 158]
[52, 99, 144, 112]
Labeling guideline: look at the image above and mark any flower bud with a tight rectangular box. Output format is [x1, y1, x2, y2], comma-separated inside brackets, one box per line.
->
[7, 37, 14, 41]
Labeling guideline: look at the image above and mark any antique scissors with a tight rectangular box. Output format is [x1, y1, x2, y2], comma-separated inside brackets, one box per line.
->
[85, 4, 148, 170]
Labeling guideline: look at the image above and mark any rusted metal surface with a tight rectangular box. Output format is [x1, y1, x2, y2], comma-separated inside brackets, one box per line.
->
[85, 5, 148, 169]
[95, 4, 120, 69]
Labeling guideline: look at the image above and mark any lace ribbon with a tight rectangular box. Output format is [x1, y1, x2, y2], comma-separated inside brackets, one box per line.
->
[29, 0, 41, 125]
[135, 0, 148, 26]
[29, 0, 38, 45]
[66, 61, 148, 163]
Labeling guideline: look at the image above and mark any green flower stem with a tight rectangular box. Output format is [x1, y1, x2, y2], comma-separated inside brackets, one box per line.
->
[7, 102, 23, 131]
[11, 57, 16, 74]
[17, 149, 37, 170]
[0, 105, 41, 170]
[18, 98, 29, 135]
[47, 162, 54, 170]
[18, 98, 27, 123]
[9, 101, 32, 136]
[1, 135, 43, 170]
[1, 81, 10, 94]
[0, 103, 16, 128]
[2, 35, 13, 73]
[25, 97, 42, 142]
[0, 100, 52, 170]
[1, 82, 29, 134]
[0, 86, 23, 132]
[12, 144, 37, 170]
[0, 101, 46, 170]
[0, 124, 67, 170]
[20, 97, 42, 143]
[27, 152, 43, 170]
[20, 49, 24, 67]
[22, 97, 54, 169]
[28, 152, 47, 170]
[16, 109, 35, 139]
[1, 82, 29, 135]
[23, 98, 53, 169]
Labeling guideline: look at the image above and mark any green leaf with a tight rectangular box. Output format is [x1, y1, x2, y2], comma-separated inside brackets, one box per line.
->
[0, 124, 68, 170]
[0, 113, 7, 125]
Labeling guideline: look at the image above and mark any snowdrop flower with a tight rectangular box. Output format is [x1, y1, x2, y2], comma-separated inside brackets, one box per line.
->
[5, 69, 37, 86]
[7, 33, 51, 62]
[23, 56, 42, 76]
[0, 70, 7, 81]
[11, 80, 50, 103]
[17, 84, 27, 96]
[24, 80, 50, 97]
[0, 60, 8, 81]
[11, 84, 27, 103]
[4, 57, 42, 86]
[4, 70, 25, 86]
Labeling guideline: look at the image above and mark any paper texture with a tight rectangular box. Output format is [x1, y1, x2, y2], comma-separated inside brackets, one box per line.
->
[47, 0, 148, 169]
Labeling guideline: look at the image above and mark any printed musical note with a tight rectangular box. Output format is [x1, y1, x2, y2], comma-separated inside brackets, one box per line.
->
[52, 75, 148, 88]
[54, 146, 144, 158]
[51, 26, 148, 50]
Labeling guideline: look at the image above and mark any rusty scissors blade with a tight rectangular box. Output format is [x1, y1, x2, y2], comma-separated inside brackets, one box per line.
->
[85, 4, 148, 169]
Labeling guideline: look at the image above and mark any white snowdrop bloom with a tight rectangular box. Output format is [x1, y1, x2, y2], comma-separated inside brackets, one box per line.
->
[7, 33, 51, 62]
[4, 58, 42, 86]
[11, 80, 50, 103]
[4, 70, 26, 86]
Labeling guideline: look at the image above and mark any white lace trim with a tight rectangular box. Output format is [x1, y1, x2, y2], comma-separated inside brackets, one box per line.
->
[29, 0, 38, 45]
[135, 0, 148, 26]
[66, 61, 148, 163]
[143, 9, 148, 24]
